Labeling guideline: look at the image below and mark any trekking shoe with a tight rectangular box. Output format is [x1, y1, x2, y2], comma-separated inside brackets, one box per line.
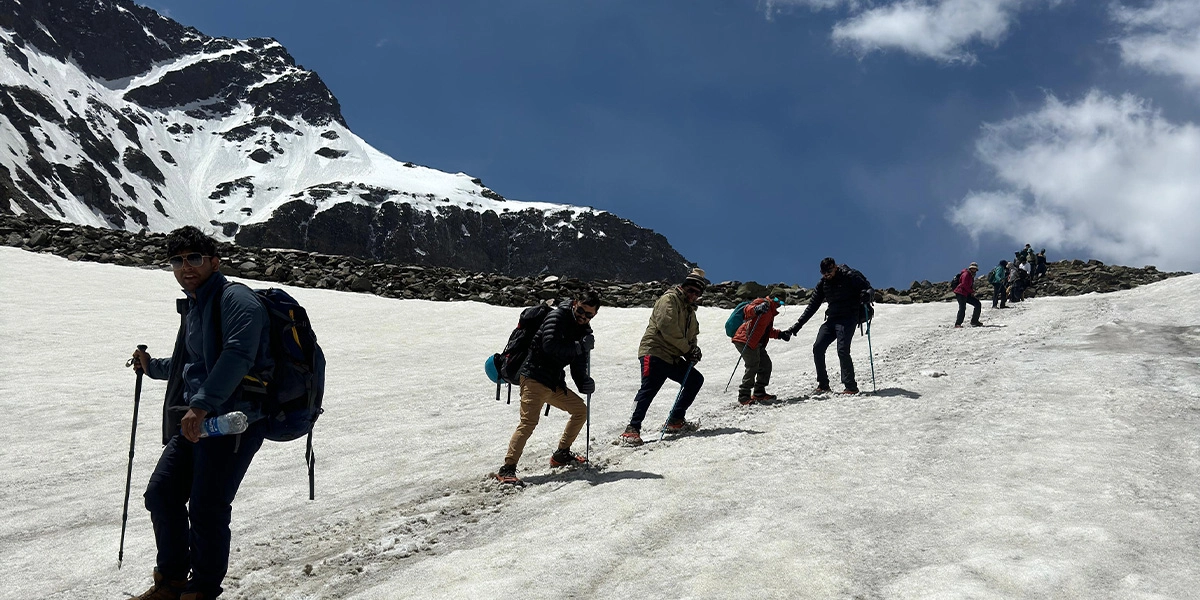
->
[133, 570, 186, 600]
[662, 419, 699, 434]
[737, 396, 756, 406]
[550, 448, 587, 467]
[953, 325, 964, 328]
[751, 392, 777, 402]
[493, 464, 523, 486]
[619, 426, 644, 446]
[970, 321, 984, 327]
[180, 593, 208, 600]
[812, 385, 832, 394]
[840, 388, 860, 395]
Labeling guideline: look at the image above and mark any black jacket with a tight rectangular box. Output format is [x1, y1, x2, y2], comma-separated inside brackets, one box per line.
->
[519, 301, 591, 391]
[793, 265, 873, 328]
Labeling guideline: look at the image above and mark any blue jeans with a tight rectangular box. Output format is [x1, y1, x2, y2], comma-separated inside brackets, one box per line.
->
[628, 355, 704, 430]
[144, 420, 266, 597]
[813, 316, 857, 390]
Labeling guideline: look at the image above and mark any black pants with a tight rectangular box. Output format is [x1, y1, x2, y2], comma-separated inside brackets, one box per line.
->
[956, 293, 982, 326]
[992, 283, 1007, 307]
[144, 420, 266, 597]
[813, 316, 857, 390]
[629, 355, 704, 430]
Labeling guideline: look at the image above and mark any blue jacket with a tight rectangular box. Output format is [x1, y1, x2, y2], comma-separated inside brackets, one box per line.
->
[146, 272, 273, 443]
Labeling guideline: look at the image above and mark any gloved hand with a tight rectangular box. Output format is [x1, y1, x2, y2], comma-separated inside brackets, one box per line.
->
[787, 324, 801, 336]
[779, 330, 792, 342]
[861, 289, 874, 304]
[582, 333, 595, 351]
[685, 346, 703, 363]
[754, 302, 771, 315]
[577, 378, 596, 395]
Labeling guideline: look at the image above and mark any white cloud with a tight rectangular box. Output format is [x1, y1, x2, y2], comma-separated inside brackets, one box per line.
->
[832, 0, 1021, 62]
[950, 91, 1200, 271]
[1113, 0, 1200, 88]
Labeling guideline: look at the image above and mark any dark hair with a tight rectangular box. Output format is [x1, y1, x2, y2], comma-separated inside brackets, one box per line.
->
[579, 289, 602, 309]
[1000, 259, 1008, 266]
[165, 226, 218, 257]
[819, 257, 837, 273]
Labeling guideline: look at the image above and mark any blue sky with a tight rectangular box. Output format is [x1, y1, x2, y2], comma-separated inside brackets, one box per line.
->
[143, 0, 1200, 289]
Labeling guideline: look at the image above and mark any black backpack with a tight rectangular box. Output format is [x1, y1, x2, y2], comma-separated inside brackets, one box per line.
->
[487, 301, 554, 402]
[951, 271, 962, 288]
[217, 282, 326, 500]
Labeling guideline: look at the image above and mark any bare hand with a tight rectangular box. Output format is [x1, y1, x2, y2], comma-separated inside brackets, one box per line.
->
[129, 348, 150, 374]
[181, 407, 208, 443]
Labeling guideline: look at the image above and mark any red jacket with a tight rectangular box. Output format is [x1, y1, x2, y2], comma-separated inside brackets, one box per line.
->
[732, 298, 782, 349]
[953, 268, 976, 296]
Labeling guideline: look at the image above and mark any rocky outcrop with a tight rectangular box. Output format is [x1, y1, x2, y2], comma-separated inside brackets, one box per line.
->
[3, 215, 1190, 310]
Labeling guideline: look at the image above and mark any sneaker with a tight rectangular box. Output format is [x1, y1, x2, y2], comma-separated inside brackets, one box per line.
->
[812, 385, 832, 394]
[493, 464, 523, 485]
[619, 426, 643, 446]
[751, 392, 777, 402]
[549, 448, 587, 467]
[133, 571, 186, 600]
[840, 388, 860, 395]
[662, 419, 699, 434]
[970, 322, 984, 327]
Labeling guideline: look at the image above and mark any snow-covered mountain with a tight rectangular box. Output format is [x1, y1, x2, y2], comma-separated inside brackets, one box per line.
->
[0, 0, 691, 281]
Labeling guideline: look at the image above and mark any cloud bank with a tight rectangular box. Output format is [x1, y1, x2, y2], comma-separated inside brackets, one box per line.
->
[1113, 0, 1200, 88]
[763, 0, 1047, 62]
[949, 91, 1200, 271]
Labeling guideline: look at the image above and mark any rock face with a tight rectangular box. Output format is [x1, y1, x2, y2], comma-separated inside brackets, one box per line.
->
[0, 0, 692, 282]
[3, 215, 1190, 310]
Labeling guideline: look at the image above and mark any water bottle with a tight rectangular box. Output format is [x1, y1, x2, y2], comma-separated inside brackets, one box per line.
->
[199, 411, 248, 437]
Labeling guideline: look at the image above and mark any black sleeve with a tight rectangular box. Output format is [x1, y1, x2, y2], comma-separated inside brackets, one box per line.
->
[795, 281, 825, 328]
[538, 307, 582, 362]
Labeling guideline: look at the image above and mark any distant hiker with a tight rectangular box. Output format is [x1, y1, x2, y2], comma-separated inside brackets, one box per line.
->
[128, 226, 273, 600]
[620, 268, 708, 446]
[1020, 244, 1035, 265]
[953, 262, 983, 328]
[495, 290, 601, 485]
[989, 260, 1009, 309]
[1010, 262, 1031, 302]
[731, 296, 788, 405]
[784, 258, 873, 395]
[1034, 249, 1048, 280]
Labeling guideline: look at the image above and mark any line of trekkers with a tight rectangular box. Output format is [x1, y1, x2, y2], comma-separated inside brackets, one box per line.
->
[951, 244, 1048, 328]
[492, 257, 874, 486]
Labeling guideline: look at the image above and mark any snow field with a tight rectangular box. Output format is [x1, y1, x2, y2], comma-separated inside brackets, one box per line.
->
[0, 246, 1197, 599]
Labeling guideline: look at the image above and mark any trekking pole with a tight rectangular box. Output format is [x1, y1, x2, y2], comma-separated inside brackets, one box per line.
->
[119, 344, 147, 569]
[723, 313, 762, 393]
[864, 306, 876, 393]
[659, 363, 694, 442]
[585, 354, 591, 464]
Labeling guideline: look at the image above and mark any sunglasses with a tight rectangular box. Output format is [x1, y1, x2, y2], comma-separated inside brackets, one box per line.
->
[683, 286, 703, 297]
[574, 306, 597, 321]
[167, 253, 211, 269]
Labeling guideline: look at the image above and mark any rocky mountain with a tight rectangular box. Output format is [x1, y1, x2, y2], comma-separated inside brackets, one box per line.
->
[0, 0, 691, 281]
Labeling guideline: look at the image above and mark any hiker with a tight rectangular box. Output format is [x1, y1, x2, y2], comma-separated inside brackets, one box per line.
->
[127, 226, 273, 600]
[495, 290, 601, 484]
[1034, 249, 1048, 280]
[784, 258, 873, 395]
[620, 268, 708, 445]
[731, 296, 789, 405]
[989, 260, 1009, 309]
[1010, 261, 1030, 302]
[954, 262, 983, 327]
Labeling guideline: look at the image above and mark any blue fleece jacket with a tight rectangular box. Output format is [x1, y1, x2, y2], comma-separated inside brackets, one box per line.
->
[146, 272, 272, 430]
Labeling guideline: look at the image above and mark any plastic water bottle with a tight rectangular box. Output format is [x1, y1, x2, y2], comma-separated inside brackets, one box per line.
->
[199, 411, 248, 437]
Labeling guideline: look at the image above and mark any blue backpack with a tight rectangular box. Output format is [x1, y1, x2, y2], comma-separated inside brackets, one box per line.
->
[217, 283, 326, 499]
[725, 301, 751, 337]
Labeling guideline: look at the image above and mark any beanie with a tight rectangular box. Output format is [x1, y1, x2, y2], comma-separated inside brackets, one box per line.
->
[682, 268, 709, 292]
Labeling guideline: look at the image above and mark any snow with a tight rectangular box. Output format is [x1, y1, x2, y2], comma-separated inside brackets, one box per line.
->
[1, 246, 1198, 599]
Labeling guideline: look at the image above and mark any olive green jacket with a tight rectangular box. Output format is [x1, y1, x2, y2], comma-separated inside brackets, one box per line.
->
[637, 286, 699, 364]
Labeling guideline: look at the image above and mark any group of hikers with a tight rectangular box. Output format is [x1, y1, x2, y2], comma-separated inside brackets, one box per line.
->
[495, 257, 875, 485]
[951, 244, 1049, 327]
[126, 226, 879, 598]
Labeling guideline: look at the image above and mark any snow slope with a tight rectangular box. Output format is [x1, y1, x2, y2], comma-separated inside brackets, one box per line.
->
[1, 246, 1197, 599]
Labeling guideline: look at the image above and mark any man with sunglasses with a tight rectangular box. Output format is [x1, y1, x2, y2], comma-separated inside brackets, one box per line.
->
[620, 268, 708, 446]
[496, 290, 602, 485]
[785, 257, 873, 395]
[128, 226, 273, 600]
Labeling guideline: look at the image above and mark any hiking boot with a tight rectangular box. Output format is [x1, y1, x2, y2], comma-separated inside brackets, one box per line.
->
[840, 388, 860, 395]
[953, 325, 964, 328]
[550, 448, 587, 467]
[493, 464, 523, 485]
[662, 419, 699, 434]
[737, 396, 756, 406]
[133, 570, 186, 600]
[619, 426, 643, 446]
[180, 593, 208, 600]
[751, 392, 777, 402]
[812, 385, 832, 394]
[970, 321, 984, 327]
